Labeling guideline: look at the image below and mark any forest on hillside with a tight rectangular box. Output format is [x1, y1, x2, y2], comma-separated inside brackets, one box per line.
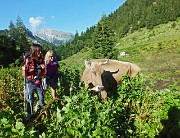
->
[108, 0, 180, 38]
[0, 0, 179, 67]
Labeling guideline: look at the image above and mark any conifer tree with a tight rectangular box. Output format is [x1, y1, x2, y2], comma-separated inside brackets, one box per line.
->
[8, 20, 17, 39]
[91, 15, 117, 59]
[15, 16, 29, 54]
[0, 35, 17, 66]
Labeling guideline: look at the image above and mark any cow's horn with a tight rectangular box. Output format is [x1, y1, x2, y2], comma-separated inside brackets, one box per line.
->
[101, 59, 109, 65]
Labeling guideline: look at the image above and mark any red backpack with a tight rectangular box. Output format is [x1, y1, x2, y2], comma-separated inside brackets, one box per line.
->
[22, 57, 45, 80]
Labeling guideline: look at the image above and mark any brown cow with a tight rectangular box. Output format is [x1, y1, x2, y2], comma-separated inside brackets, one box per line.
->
[82, 59, 141, 102]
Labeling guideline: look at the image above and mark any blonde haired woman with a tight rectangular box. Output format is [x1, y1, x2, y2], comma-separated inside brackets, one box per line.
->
[44, 50, 60, 100]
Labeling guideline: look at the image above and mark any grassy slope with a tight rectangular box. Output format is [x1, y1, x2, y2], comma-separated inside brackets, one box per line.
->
[61, 18, 180, 90]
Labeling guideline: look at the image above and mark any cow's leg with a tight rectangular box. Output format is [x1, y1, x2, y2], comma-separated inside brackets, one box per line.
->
[101, 90, 107, 102]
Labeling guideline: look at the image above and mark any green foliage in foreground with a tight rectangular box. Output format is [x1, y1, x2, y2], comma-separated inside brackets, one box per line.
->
[0, 66, 180, 138]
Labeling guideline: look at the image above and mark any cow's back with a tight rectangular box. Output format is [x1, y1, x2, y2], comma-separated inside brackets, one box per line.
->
[99, 59, 140, 84]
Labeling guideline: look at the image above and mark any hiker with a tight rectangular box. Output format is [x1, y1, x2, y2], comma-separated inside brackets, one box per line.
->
[22, 43, 45, 120]
[44, 50, 60, 100]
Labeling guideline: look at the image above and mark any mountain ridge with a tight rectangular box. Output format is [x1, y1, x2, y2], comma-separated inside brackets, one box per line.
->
[0, 27, 74, 46]
[34, 28, 74, 46]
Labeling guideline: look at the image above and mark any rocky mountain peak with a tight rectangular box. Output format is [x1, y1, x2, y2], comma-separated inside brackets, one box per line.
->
[34, 28, 74, 46]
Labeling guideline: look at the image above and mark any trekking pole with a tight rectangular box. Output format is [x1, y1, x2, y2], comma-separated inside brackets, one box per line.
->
[23, 53, 33, 116]
[23, 53, 26, 115]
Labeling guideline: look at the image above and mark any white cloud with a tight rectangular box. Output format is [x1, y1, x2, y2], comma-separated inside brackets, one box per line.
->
[29, 16, 45, 31]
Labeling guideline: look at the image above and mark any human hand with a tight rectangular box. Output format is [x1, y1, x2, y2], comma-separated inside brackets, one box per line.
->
[40, 64, 45, 69]
[22, 65, 25, 71]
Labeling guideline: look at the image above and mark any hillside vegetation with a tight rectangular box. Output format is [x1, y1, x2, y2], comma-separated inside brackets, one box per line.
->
[109, 0, 180, 38]
[61, 18, 180, 90]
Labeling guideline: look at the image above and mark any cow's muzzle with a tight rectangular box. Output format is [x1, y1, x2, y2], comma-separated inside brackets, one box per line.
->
[90, 85, 104, 92]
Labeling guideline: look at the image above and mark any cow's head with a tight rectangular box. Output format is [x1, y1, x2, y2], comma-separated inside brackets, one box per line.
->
[82, 59, 109, 92]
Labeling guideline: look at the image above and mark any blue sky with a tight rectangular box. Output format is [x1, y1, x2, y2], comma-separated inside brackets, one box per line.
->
[1, 0, 126, 34]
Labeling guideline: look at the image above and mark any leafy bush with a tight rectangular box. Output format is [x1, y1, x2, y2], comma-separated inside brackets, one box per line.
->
[59, 63, 82, 96]
[116, 75, 180, 137]
[0, 67, 179, 137]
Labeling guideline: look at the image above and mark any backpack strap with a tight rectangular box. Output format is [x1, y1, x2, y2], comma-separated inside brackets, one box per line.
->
[46, 61, 50, 77]
[33, 59, 43, 79]
[53, 61, 59, 75]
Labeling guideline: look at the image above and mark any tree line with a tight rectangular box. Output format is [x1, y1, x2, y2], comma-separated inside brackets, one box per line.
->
[108, 0, 180, 39]
[0, 0, 179, 67]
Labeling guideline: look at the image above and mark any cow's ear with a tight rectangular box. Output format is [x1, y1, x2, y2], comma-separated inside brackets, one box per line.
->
[101, 59, 109, 65]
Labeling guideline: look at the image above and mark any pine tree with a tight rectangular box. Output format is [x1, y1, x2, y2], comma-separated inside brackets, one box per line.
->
[0, 35, 17, 66]
[16, 16, 26, 29]
[91, 16, 117, 59]
[15, 16, 29, 54]
[8, 20, 17, 39]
